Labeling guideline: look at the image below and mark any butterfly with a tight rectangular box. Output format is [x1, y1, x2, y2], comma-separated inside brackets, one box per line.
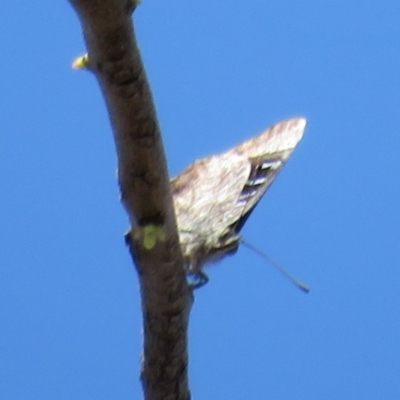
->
[171, 117, 306, 288]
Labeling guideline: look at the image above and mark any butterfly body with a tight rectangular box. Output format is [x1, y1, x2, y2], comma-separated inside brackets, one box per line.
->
[171, 118, 306, 287]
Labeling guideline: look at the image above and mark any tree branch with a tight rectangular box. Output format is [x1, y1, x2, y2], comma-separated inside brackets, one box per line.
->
[69, 1, 193, 398]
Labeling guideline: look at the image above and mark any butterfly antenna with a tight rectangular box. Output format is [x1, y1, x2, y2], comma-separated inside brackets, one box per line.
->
[241, 240, 310, 293]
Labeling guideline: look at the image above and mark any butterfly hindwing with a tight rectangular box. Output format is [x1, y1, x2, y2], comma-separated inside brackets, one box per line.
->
[172, 152, 250, 236]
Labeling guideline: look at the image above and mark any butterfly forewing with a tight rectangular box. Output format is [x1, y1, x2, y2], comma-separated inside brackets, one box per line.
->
[233, 118, 306, 221]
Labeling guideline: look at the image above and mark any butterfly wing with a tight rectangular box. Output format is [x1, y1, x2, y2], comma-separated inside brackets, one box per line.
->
[171, 117, 306, 273]
[231, 117, 306, 232]
[171, 152, 250, 237]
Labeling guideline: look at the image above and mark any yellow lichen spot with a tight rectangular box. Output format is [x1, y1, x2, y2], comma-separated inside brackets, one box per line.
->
[143, 224, 165, 250]
[72, 54, 89, 70]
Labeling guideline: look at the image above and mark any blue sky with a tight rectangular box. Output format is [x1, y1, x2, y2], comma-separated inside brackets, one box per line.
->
[1, 1, 400, 399]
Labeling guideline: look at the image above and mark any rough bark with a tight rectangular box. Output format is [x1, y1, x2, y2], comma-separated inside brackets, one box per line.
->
[69, 1, 193, 399]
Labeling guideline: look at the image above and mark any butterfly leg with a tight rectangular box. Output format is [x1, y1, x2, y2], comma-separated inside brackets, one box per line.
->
[186, 269, 209, 290]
